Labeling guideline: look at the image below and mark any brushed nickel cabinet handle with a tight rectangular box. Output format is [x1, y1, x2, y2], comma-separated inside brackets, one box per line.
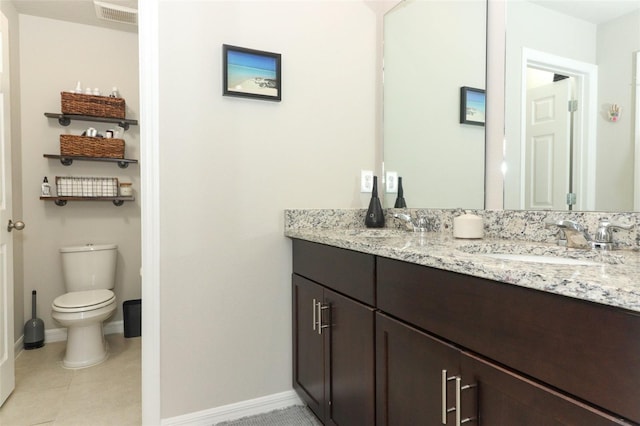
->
[455, 377, 477, 426]
[441, 370, 457, 424]
[318, 304, 330, 335]
[312, 298, 317, 331]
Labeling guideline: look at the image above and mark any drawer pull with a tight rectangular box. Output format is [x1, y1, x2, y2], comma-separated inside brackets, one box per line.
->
[442, 370, 457, 424]
[455, 377, 477, 426]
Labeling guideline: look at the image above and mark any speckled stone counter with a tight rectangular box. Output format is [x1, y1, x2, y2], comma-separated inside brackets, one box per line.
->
[285, 209, 640, 313]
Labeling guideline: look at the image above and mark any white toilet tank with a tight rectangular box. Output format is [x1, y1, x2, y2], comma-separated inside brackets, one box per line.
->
[60, 244, 118, 292]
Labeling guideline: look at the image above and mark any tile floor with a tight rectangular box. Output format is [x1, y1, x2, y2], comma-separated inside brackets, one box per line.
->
[0, 334, 141, 426]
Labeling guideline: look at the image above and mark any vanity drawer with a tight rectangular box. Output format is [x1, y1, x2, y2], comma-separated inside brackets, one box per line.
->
[377, 257, 640, 423]
[292, 239, 375, 306]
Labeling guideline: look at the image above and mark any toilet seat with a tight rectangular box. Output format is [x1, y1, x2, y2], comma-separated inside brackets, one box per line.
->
[53, 289, 115, 313]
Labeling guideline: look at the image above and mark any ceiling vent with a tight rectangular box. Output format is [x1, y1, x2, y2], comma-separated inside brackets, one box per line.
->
[94, 1, 138, 26]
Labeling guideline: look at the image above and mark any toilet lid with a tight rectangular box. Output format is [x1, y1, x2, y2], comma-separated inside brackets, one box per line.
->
[53, 289, 115, 313]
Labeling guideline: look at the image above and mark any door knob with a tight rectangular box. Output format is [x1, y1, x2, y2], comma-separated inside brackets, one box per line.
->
[7, 220, 25, 232]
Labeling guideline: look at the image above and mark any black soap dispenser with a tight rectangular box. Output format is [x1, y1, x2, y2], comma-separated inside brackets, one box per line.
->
[394, 176, 407, 208]
[365, 176, 385, 228]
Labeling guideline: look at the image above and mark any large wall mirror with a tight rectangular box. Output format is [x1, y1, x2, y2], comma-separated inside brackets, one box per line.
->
[503, 1, 640, 212]
[383, 0, 486, 209]
[384, 0, 639, 212]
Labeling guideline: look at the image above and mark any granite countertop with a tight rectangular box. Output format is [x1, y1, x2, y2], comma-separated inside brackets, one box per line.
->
[286, 227, 640, 314]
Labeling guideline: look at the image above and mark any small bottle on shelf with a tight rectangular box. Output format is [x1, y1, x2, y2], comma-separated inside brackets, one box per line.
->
[41, 177, 51, 197]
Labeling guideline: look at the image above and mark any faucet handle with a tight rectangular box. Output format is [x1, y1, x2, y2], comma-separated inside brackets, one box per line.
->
[594, 220, 634, 244]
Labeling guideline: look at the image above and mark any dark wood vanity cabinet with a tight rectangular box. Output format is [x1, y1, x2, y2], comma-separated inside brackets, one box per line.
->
[292, 240, 376, 425]
[377, 257, 639, 425]
[376, 313, 460, 425]
[377, 313, 631, 425]
[292, 239, 639, 425]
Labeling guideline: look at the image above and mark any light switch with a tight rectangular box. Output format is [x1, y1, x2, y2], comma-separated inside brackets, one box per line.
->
[386, 171, 398, 193]
[361, 170, 374, 193]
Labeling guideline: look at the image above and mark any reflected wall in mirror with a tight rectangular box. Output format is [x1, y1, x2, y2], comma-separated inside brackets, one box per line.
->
[383, 0, 486, 209]
[503, 1, 640, 212]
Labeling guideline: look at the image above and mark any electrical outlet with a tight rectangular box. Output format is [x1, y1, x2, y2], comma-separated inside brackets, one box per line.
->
[386, 171, 398, 193]
[361, 170, 374, 193]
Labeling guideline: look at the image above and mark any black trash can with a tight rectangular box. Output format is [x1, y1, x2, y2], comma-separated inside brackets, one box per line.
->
[123, 299, 141, 338]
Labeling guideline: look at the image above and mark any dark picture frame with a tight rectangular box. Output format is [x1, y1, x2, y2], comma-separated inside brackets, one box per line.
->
[223, 44, 281, 102]
[459, 86, 486, 126]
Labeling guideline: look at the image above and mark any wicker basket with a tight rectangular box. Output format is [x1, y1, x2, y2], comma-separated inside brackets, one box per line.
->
[60, 135, 125, 159]
[61, 92, 126, 119]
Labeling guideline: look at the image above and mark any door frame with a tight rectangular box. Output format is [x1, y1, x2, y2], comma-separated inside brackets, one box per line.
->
[0, 9, 15, 407]
[519, 48, 597, 210]
[138, 0, 161, 424]
[634, 51, 640, 211]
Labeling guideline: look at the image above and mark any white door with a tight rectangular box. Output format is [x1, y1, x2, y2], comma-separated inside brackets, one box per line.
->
[0, 11, 16, 407]
[524, 78, 571, 210]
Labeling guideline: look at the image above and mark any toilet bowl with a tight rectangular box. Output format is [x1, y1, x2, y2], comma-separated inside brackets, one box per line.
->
[51, 244, 118, 369]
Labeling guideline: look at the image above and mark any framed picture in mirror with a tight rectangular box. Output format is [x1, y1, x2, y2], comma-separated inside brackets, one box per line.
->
[223, 44, 282, 102]
[460, 86, 485, 126]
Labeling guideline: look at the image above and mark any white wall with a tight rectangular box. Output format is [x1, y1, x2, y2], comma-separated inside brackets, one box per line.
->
[595, 10, 640, 211]
[157, 0, 377, 418]
[503, 1, 596, 209]
[19, 15, 140, 330]
[383, 0, 486, 209]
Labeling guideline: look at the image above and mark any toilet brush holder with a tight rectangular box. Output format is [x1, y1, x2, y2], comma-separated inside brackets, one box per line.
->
[24, 290, 44, 349]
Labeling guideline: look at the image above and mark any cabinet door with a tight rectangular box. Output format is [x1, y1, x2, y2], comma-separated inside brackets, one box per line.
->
[376, 313, 460, 426]
[324, 289, 375, 426]
[293, 274, 326, 421]
[459, 351, 634, 426]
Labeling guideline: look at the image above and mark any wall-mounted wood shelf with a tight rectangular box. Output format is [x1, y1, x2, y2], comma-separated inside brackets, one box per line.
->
[44, 154, 138, 169]
[44, 112, 138, 130]
[40, 196, 135, 207]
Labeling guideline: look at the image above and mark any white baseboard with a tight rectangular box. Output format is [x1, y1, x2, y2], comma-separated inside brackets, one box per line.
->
[14, 335, 23, 359]
[15, 320, 125, 350]
[161, 390, 304, 426]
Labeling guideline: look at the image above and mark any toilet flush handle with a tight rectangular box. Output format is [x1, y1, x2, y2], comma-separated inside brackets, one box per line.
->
[7, 219, 25, 232]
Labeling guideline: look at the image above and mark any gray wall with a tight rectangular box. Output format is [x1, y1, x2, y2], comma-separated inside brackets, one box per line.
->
[156, 0, 379, 418]
[595, 10, 640, 211]
[18, 14, 141, 330]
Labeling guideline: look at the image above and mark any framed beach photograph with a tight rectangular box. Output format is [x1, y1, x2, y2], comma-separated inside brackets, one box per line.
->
[459, 86, 486, 126]
[223, 44, 282, 102]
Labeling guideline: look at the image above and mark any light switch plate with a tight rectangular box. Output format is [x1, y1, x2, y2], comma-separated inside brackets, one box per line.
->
[361, 170, 374, 193]
[386, 171, 398, 193]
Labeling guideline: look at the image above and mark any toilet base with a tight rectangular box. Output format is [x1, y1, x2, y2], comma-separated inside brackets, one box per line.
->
[62, 323, 109, 369]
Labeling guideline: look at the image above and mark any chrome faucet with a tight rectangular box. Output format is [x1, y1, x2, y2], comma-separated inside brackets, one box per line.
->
[545, 220, 592, 249]
[393, 213, 430, 232]
[545, 219, 634, 250]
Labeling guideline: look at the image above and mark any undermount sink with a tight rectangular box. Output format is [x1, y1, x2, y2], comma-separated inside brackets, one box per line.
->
[481, 253, 601, 266]
[456, 242, 623, 266]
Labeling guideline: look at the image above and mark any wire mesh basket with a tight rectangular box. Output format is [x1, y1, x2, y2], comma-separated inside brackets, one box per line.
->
[55, 177, 119, 197]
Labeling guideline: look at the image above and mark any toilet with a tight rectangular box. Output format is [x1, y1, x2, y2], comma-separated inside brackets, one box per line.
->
[51, 243, 118, 368]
